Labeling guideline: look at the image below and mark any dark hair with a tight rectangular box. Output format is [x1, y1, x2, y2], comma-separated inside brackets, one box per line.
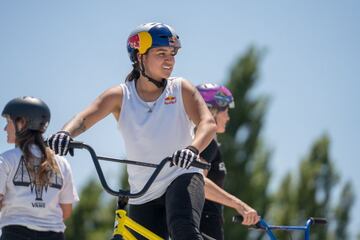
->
[125, 62, 141, 82]
[16, 127, 59, 186]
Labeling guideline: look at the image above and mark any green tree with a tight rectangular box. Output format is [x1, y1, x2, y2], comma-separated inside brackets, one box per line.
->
[270, 135, 355, 240]
[296, 135, 336, 239]
[65, 178, 114, 240]
[334, 181, 355, 240]
[270, 173, 297, 226]
[221, 47, 272, 239]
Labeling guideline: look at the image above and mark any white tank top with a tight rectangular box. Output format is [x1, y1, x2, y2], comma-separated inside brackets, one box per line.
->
[118, 77, 201, 204]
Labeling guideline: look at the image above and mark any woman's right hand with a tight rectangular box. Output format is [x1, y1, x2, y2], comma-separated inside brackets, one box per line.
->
[236, 203, 260, 226]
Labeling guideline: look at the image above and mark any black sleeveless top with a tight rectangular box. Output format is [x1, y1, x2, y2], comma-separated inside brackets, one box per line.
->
[200, 139, 227, 216]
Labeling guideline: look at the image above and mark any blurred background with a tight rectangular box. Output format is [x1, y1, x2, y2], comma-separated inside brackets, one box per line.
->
[0, 0, 359, 239]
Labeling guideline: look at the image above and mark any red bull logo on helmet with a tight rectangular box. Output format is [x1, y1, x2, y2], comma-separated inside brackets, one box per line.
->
[128, 34, 140, 49]
[128, 32, 152, 54]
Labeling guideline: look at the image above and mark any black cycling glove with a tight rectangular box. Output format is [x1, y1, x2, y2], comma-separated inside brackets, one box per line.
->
[47, 131, 74, 156]
[171, 146, 199, 169]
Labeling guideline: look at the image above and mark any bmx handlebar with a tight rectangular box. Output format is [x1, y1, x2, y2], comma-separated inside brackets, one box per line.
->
[69, 141, 210, 198]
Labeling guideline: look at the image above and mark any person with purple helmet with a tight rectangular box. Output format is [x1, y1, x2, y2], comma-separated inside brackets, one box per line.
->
[196, 83, 259, 240]
[46, 23, 217, 240]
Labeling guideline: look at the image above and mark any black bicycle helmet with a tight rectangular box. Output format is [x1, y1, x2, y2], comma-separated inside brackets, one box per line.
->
[2, 96, 51, 133]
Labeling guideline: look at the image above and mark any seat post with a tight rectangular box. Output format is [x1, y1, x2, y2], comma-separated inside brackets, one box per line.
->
[117, 196, 129, 210]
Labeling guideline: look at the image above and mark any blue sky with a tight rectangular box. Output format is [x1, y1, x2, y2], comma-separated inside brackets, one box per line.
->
[1, 0, 359, 237]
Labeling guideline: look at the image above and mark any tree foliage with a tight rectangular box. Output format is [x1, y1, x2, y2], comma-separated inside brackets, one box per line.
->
[65, 179, 115, 240]
[221, 47, 272, 239]
[269, 135, 355, 240]
[335, 182, 355, 240]
[220, 47, 355, 239]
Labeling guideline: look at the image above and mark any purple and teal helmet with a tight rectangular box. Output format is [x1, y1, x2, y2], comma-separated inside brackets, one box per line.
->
[196, 83, 235, 111]
[127, 22, 181, 63]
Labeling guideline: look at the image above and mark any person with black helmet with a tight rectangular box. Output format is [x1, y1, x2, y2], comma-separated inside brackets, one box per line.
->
[0, 96, 79, 240]
[196, 83, 259, 240]
[47, 23, 216, 240]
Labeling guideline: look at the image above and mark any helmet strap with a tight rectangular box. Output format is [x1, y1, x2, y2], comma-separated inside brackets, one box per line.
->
[13, 119, 27, 139]
[139, 56, 167, 89]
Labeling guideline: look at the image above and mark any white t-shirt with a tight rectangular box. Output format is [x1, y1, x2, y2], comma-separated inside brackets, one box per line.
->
[0, 146, 79, 232]
[118, 77, 201, 204]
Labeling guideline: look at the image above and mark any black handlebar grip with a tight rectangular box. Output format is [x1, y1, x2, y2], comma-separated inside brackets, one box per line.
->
[191, 160, 211, 170]
[68, 141, 85, 149]
[232, 215, 243, 223]
[310, 217, 327, 225]
[232, 215, 262, 229]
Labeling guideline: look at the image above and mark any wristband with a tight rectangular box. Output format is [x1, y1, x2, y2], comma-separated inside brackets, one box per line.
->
[186, 145, 199, 155]
[58, 130, 71, 136]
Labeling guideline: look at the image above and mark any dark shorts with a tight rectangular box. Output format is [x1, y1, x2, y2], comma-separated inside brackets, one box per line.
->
[129, 173, 205, 240]
[200, 213, 224, 240]
[0, 225, 65, 240]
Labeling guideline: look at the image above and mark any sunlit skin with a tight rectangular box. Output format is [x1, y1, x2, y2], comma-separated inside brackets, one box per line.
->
[139, 47, 176, 81]
[61, 46, 216, 153]
[134, 46, 177, 103]
[215, 108, 230, 133]
[4, 117, 16, 144]
[204, 107, 260, 225]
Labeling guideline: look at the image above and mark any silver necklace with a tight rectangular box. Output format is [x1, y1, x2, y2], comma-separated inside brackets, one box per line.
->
[145, 101, 157, 113]
[135, 78, 167, 113]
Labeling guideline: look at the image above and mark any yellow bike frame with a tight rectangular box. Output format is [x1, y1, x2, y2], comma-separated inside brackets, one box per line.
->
[113, 209, 163, 240]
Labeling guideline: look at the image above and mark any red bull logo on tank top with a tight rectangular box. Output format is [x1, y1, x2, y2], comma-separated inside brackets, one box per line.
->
[164, 96, 176, 105]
